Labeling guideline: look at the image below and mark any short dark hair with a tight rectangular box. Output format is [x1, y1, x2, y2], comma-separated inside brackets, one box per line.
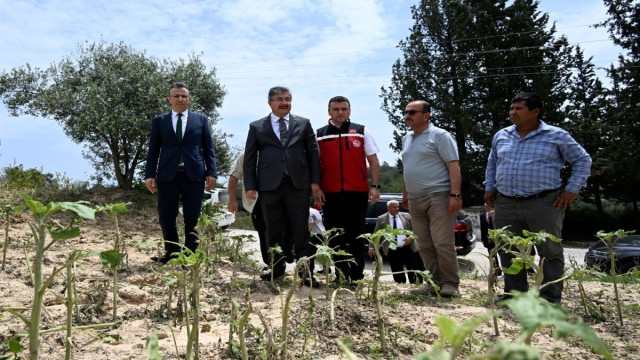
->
[328, 96, 350, 108]
[168, 82, 189, 94]
[408, 100, 431, 113]
[268, 86, 291, 101]
[512, 92, 544, 119]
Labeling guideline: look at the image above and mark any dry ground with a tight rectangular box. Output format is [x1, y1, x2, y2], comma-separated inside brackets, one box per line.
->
[0, 188, 639, 359]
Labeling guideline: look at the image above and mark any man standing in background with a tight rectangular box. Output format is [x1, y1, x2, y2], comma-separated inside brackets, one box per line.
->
[227, 150, 274, 272]
[369, 200, 423, 284]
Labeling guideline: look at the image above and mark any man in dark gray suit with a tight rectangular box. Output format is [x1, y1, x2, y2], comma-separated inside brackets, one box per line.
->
[243, 86, 322, 282]
[145, 82, 217, 264]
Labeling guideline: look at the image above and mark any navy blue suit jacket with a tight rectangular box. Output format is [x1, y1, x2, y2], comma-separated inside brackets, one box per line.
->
[145, 111, 217, 182]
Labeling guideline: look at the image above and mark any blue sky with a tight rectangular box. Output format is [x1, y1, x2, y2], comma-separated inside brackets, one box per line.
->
[0, 0, 619, 184]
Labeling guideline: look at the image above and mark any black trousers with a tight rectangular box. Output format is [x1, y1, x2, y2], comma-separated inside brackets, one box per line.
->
[252, 197, 287, 273]
[323, 191, 368, 281]
[388, 246, 425, 284]
[157, 172, 205, 255]
[259, 176, 311, 272]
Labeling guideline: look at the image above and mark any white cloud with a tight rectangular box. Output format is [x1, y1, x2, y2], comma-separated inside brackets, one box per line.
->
[0, 0, 623, 180]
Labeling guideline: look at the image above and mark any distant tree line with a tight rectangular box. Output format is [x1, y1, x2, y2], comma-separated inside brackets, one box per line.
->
[380, 0, 639, 213]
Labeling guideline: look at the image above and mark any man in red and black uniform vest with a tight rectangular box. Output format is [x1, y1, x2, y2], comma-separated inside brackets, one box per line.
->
[315, 96, 381, 283]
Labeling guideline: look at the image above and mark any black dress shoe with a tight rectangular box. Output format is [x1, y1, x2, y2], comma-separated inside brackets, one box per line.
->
[260, 271, 285, 281]
[151, 255, 172, 264]
[302, 277, 320, 288]
[493, 294, 513, 303]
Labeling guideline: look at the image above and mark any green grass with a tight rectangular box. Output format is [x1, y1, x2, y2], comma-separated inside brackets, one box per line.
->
[230, 211, 255, 230]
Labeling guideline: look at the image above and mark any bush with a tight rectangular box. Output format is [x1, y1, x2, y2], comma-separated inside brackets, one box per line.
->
[1, 164, 50, 189]
[0, 164, 90, 203]
[564, 203, 640, 243]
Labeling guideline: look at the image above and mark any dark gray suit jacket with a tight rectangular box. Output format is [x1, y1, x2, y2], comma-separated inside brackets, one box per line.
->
[372, 212, 417, 255]
[243, 114, 320, 191]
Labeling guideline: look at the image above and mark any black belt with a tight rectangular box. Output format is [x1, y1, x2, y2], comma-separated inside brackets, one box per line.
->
[177, 164, 186, 172]
[498, 188, 560, 201]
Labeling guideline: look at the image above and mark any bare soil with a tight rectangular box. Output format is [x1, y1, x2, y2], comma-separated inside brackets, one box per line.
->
[0, 188, 639, 359]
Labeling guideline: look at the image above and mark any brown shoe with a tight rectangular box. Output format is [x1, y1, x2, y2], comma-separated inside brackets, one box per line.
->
[440, 284, 460, 298]
[410, 283, 437, 296]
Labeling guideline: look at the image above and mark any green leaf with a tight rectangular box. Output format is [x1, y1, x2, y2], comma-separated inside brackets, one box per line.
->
[49, 226, 81, 240]
[57, 201, 95, 219]
[314, 245, 332, 266]
[434, 314, 490, 349]
[485, 341, 540, 359]
[506, 290, 613, 360]
[99, 250, 125, 267]
[503, 258, 526, 275]
[8, 338, 24, 353]
[96, 202, 129, 214]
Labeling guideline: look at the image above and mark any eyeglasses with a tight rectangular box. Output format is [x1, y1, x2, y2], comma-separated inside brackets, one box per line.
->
[402, 110, 426, 116]
[270, 97, 292, 102]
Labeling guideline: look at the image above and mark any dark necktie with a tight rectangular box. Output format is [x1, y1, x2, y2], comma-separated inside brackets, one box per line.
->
[392, 215, 397, 229]
[177, 113, 183, 164]
[278, 118, 290, 176]
[278, 118, 288, 145]
[176, 113, 183, 142]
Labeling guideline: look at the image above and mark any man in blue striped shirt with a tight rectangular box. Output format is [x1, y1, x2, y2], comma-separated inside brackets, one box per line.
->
[484, 92, 591, 304]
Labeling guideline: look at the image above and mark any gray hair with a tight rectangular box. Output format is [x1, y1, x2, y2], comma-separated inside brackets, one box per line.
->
[268, 86, 291, 100]
[387, 200, 400, 207]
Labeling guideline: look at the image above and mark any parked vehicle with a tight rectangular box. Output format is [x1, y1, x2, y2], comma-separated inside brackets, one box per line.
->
[180, 188, 235, 228]
[202, 188, 235, 228]
[584, 235, 640, 274]
[365, 193, 476, 256]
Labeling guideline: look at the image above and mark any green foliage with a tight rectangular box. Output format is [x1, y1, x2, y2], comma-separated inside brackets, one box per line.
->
[379, 161, 403, 193]
[563, 204, 640, 242]
[18, 194, 95, 359]
[229, 211, 253, 230]
[417, 291, 612, 360]
[598, 0, 640, 205]
[433, 313, 492, 358]
[0, 165, 49, 189]
[594, 229, 636, 325]
[99, 250, 125, 268]
[0, 40, 230, 188]
[381, 0, 577, 204]
[8, 338, 24, 357]
[504, 290, 612, 359]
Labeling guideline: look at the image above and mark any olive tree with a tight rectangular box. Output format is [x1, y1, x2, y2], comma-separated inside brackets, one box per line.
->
[0, 41, 230, 188]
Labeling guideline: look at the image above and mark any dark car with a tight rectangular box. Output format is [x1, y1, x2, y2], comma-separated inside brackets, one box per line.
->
[365, 193, 477, 256]
[584, 235, 640, 274]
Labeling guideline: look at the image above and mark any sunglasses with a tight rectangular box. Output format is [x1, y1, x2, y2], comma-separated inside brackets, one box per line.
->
[402, 110, 426, 116]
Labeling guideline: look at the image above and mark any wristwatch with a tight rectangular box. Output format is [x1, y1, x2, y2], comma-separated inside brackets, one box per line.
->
[371, 184, 381, 189]
[450, 193, 462, 199]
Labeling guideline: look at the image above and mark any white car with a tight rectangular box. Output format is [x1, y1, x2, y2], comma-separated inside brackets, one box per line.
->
[202, 188, 236, 228]
[180, 188, 236, 228]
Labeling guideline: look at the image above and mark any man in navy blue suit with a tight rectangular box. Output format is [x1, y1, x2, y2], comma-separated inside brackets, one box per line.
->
[145, 82, 218, 263]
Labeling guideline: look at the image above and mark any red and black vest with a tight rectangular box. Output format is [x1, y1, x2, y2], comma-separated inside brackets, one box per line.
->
[316, 120, 369, 193]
